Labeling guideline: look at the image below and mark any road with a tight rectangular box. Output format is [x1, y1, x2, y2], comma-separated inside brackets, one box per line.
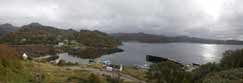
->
[63, 66, 146, 83]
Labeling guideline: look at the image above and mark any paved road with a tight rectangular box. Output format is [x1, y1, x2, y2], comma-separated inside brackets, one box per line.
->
[63, 66, 146, 83]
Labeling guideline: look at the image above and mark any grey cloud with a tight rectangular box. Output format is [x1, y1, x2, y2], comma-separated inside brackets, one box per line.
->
[0, 0, 242, 40]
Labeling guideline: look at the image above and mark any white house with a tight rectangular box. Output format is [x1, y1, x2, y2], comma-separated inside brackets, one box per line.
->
[106, 66, 113, 71]
[119, 64, 123, 71]
[22, 53, 28, 60]
[55, 58, 61, 64]
[58, 42, 65, 47]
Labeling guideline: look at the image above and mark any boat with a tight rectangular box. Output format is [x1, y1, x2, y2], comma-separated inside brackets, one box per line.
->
[146, 55, 168, 63]
[146, 55, 184, 67]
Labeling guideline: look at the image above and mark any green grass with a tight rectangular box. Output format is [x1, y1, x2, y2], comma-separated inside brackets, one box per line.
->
[29, 62, 91, 83]
[0, 59, 143, 83]
[203, 68, 243, 83]
[0, 59, 91, 83]
[87, 64, 104, 69]
[0, 60, 33, 83]
[121, 66, 147, 80]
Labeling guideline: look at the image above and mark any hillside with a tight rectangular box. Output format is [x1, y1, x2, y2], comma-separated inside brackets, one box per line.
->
[0, 23, 122, 58]
[0, 23, 121, 46]
[1, 23, 76, 45]
[0, 44, 32, 83]
[112, 32, 243, 45]
[0, 45, 138, 83]
[203, 68, 243, 83]
[0, 23, 18, 37]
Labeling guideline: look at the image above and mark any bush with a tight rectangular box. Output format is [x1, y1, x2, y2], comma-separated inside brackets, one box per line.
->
[66, 76, 88, 83]
[191, 49, 243, 83]
[146, 61, 191, 83]
[191, 63, 221, 83]
[220, 49, 243, 69]
[106, 75, 123, 83]
[57, 60, 78, 66]
[203, 68, 243, 83]
[88, 73, 101, 83]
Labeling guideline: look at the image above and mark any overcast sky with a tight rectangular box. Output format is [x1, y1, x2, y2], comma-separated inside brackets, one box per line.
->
[0, 0, 243, 40]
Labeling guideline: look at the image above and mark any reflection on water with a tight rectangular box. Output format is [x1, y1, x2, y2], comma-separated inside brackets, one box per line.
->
[58, 42, 243, 66]
[101, 42, 243, 66]
[201, 44, 218, 62]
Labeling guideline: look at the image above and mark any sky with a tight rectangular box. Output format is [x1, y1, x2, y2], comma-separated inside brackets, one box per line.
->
[0, 0, 243, 40]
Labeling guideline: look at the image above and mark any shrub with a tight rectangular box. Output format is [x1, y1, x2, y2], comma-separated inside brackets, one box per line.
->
[146, 61, 191, 83]
[191, 63, 221, 83]
[192, 49, 243, 83]
[88, 73, 101, 83]
[106, 75, 123, 83]
[220, 49, 243, 69]
[203, 68, 243, 83]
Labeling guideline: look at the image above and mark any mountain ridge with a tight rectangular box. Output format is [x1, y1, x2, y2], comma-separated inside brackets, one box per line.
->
[111, 32, 243, 45]
[0, 23, 121, 47]
[0, 23, 18, 37]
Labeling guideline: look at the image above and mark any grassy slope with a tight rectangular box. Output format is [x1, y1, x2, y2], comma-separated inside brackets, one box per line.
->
[122, 67, 147, 80]
[31, 62, 90, 83]
[203, 68, 243, 83]
[1, 60, 141, 83]
[0, 60, 32, 83]
[0, 60, 92, 83]
[0, 43, 94, 83]
[87, 64, 147, 82]
[0, 44, 31, 83]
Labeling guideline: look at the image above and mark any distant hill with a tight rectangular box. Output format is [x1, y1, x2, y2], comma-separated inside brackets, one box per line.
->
[1, 23, 76, 44]
[1, 23, 121, 47]
[0, 23, 18, 37]
[111, 32, 243, 45]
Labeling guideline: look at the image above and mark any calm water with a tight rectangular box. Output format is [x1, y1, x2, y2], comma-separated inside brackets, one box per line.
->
[58, 53, 90, 64]
[58, 42, 243, 66]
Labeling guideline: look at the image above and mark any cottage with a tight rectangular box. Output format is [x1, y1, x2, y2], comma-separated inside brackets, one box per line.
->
[63, 39, 69, 43]
[106, 66, 113, 71]
[22, 53, 28, 60]
[119, 64, 123, 71]
[70, 40, 78, 44]
[55, 58, 61, 64]
[21, 38, 27, 42]
[58, 42, 65, 47]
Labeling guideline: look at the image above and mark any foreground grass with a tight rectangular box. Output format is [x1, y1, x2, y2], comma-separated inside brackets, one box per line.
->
[0, 60, 32, 83]
[203, 68, 243, 83]
[87, 63, 147, 81]
[0, 60, 93, 83]
[122, 67, 147, 81]
[30, 61, 92, 83]
[1, 60, 141, 83]
[1, 60, 104, 83]
[86, 63, 104, 69]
